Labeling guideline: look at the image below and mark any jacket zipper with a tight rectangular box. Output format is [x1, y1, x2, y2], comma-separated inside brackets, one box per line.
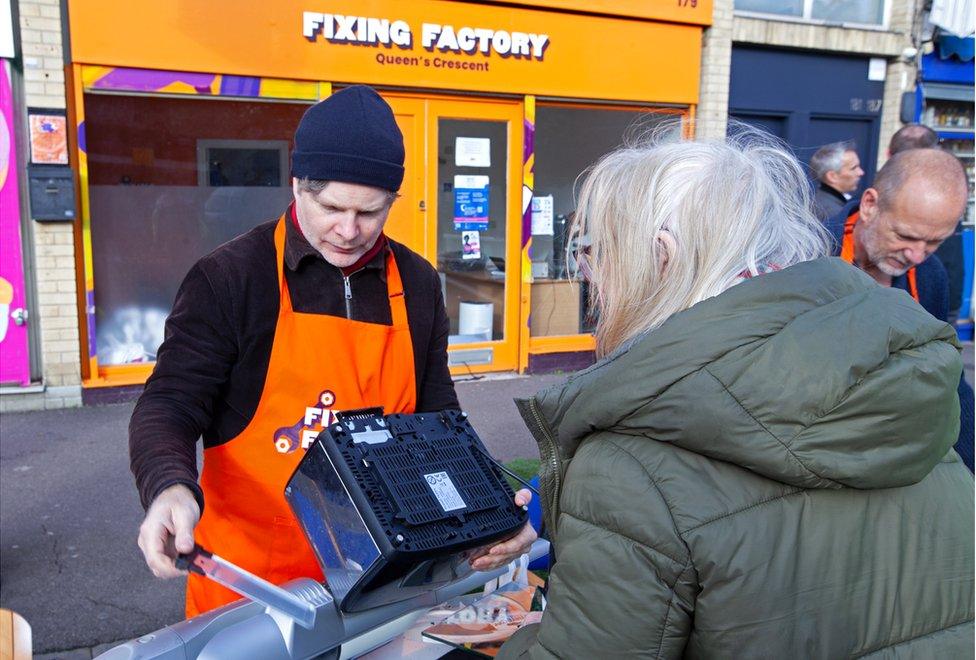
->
[525, 397, 561, 546]
[342, 267, 365, 320]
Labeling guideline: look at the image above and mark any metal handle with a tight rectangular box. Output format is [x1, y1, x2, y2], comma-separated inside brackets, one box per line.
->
[11, 308, 27, 326]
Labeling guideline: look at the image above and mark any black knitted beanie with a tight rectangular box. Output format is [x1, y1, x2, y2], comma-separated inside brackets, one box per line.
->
[291, 85, 405, 192]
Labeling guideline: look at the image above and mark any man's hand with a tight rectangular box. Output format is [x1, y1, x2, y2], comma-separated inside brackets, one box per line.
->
[137, 484, 200, 578]
[469, 488, 538, 571]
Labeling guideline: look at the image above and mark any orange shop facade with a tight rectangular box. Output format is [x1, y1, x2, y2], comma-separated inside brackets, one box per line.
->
[65, 0, 710, 388]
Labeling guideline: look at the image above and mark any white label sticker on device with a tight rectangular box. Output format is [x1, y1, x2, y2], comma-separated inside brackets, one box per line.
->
[424, 471, 467, 512]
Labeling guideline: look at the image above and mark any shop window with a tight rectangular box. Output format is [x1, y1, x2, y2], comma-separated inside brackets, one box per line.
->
[924, 99, 975, 225]
[810, 0, 885, 25]
[84, 94, 306, 366]
[196, 139, 289, 187]
[735, 0, 886, 26]
[734, 0, 803, 17]
[530, 105, 674, 337]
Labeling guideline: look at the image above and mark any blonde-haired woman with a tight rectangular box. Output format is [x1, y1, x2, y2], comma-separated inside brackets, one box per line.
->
[500, 131, 974, 658]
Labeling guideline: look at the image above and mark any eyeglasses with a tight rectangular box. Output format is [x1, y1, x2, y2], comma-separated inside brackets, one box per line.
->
[570, 245, 592, 281]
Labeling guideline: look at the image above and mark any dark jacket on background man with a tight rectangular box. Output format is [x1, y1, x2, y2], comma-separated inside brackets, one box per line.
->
[934, 222, 966, 321]
[812, 181, 849, 222]
[825, 202, 974, 471]
[129, 215, 458, 510]
[501, 259, 973, 659]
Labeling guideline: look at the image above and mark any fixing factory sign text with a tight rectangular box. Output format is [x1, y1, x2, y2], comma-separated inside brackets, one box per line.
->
[302, 12, 550, 61]
[70, 0, 704, 105]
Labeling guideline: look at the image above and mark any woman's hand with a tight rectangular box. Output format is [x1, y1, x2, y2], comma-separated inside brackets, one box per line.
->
[469, 488, 538, 571]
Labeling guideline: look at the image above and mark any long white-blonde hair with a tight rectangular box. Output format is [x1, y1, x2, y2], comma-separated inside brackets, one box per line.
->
[572, 124, 830, 357]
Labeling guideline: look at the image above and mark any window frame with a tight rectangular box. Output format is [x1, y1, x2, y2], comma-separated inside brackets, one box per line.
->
[734, 0, 891, 31]
[195, 138, 290, 188]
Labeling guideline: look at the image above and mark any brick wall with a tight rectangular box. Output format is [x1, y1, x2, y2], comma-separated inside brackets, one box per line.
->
[18, 0, 65, 109]
[696, 0, 733, 140]
[731, 18, 906, 56]
[2, 0, 82, 411]
[877, 0, 921, 168]
[33, 222, 81, 388]
[878, 60, 915, 168]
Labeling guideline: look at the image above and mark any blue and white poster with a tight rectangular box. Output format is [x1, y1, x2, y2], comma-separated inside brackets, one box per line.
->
[453, 175, 490, 231]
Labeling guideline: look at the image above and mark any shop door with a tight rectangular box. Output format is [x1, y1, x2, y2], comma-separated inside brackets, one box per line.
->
[428, 99, 522, 374]
[730, 46, 884, 187]
[730, 112, 788, 141]
[383, 95, 522, 374]
[383, 97, 428, 258]
[0, 62, 31, 386]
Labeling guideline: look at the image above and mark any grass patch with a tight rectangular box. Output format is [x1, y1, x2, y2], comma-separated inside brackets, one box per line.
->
[503, 458, 541, 491]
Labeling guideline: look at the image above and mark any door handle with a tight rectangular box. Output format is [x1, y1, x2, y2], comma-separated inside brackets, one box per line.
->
[11, 308, 28, 326]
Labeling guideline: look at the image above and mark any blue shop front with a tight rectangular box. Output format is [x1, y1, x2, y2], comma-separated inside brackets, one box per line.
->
[914, 34, 975, 333]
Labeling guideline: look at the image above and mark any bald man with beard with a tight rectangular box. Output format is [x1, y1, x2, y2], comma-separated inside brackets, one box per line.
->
[827, 148, 974, 470]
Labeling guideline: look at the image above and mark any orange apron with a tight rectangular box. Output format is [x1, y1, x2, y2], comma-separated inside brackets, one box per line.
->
[186, 216, 417, 617]
[841, 211, 919, 302]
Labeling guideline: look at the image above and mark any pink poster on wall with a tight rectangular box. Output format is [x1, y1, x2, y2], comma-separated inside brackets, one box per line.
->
[0, 59, 31, 385]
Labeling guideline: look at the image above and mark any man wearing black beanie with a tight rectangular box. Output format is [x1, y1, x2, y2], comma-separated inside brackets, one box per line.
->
[129, 85, 536, 617]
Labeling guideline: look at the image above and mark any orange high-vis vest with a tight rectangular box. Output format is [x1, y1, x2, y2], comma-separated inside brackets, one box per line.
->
[841, 211, 919, 303]
[186, 216, 417, 617]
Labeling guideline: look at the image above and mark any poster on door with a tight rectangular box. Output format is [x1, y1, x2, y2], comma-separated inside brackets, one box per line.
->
[461, 230, 481, 260]
[453, 175, 489, 231]
[0, 60, 32, 385]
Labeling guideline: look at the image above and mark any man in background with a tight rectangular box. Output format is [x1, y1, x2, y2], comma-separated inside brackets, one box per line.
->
[889, 123, 966, 321]
[826, 148, 973, 470]
[811, 141, 865, 221]
[889, 123, 939, 155]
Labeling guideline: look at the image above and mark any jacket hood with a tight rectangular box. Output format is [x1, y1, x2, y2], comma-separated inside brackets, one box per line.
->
[521, 258, 962, 490]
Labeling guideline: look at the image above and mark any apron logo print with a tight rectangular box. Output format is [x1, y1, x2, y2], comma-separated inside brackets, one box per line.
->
[272, 389, 339, 454]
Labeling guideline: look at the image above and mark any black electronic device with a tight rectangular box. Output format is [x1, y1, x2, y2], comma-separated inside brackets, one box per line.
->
[285, 408, 527, 613]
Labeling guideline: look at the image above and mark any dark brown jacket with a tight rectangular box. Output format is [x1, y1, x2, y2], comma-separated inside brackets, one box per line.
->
[129, 215, 457, 510]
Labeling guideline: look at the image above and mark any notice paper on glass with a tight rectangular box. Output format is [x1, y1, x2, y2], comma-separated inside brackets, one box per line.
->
[531, 195, 554, 236]
[462, 230, 482, 260]
[454, 175, 490, 231]
[455, 137, 491, 167]
[868, 58, 886, 82]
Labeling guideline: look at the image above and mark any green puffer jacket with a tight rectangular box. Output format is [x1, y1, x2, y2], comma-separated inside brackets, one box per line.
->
[501, 258, 974, 659]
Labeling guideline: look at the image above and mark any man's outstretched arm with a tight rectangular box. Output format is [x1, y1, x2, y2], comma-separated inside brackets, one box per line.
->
[129, 261, 238, 574]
